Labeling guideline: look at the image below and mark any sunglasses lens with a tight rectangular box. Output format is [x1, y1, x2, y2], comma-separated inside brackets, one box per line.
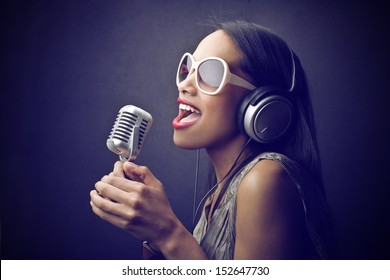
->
[198, 59, 225, 92]
[178, 54, 192, 83]
[177, 54, 227, 94]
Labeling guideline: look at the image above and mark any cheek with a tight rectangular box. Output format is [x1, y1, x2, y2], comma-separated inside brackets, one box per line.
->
[207, 92, 243, 124]
[202, 96, 242, 137]
[207, 100, 237, 128]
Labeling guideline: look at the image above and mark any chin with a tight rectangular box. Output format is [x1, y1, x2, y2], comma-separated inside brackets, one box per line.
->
[173, 137, 197, 150]
[173, 132, 203, 150]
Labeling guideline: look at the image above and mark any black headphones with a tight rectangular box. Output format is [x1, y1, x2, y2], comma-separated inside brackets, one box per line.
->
[238, 49, 296, 143]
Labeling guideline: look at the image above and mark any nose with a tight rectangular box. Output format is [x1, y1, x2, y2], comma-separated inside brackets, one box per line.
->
[177, 69, 197, 96]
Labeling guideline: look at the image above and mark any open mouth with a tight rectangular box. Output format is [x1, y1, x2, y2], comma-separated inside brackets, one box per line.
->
[178, 103, 201, 122]
[172, 99, 201, 129]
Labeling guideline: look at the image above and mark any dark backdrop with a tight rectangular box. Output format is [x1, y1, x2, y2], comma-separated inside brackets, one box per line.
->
[2, 0, 389, 260]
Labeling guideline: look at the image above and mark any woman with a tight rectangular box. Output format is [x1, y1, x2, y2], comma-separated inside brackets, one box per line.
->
[90, 20, 333, 259]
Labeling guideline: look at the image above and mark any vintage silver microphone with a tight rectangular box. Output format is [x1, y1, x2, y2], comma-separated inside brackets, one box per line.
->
[106, 105, 153, 161]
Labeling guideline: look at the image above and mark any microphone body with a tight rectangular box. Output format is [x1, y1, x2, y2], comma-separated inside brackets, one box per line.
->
[106, 105, 153, 161]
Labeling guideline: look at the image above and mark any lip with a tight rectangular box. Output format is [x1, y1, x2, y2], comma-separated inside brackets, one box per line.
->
[172, 98, 201, 129]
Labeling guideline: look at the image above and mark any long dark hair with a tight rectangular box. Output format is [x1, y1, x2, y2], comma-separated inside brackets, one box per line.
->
[209, 20, 335, 258]
[218, 20, 322, 182]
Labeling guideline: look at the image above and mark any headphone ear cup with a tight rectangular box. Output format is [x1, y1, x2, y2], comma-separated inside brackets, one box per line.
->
[238, 87, 293, 143]
[237, 88, 260, 135]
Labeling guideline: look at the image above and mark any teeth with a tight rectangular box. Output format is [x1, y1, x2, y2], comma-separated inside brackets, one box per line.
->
[179, 103, 200, 114]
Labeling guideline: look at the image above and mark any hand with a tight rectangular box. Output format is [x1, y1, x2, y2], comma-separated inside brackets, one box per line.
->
[90, 161, 178, 249]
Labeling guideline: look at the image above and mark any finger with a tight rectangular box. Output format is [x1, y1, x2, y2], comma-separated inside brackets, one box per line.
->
[111, 161, 125, 177]
[90, 196, 131, 230]
[121, 162, 143, 182]
[123, 162, 162, 188]
[95, 180, 141, 205]
[100, 175, 145, 193]
[90, 190, 139, 222]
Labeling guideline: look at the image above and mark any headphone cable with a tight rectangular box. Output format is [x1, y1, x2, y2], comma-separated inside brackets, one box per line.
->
[192, 149, 200, 225]
[192, 138, 252, 228]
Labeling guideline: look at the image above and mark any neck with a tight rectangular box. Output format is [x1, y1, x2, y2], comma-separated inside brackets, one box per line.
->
[206, 135, 249, 183]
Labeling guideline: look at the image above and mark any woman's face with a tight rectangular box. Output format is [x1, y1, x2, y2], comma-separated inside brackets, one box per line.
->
[173, 30, 253, 150]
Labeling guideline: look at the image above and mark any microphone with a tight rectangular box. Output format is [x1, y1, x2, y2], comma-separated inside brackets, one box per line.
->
[106, 105, 153, 162]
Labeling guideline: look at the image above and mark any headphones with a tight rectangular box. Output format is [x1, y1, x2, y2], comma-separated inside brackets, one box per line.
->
[238, 48, 296, 143]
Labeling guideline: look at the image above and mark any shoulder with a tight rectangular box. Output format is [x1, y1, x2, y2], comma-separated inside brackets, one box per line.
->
[236, 157, 304, 231]
[238, 158, 294, 200]
[234, 158, 307, 259]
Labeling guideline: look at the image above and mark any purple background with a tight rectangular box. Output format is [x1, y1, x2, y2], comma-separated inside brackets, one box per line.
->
[2, 0, 389, 259]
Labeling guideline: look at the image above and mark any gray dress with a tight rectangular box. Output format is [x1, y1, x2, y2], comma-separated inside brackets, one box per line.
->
[193, 152, 329, 259]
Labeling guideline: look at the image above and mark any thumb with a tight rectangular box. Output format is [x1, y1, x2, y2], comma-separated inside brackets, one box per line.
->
[123, 162, 161, 187]
[110, 161, 125, 177]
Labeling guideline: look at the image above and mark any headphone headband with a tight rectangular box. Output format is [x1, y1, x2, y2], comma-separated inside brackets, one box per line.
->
[288, 48, 296, 93]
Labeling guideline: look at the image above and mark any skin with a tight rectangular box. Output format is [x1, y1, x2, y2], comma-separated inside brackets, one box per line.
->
[174, 30, 252, 181]
[90, 30, 307, 259]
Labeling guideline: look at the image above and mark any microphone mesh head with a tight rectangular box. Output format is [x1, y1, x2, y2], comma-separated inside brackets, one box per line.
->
[106, 105, 153, 161]
[110, 111, 137, 143]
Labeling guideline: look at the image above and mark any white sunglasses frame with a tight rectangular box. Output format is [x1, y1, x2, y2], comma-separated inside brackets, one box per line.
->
[176, 52, 256, 95]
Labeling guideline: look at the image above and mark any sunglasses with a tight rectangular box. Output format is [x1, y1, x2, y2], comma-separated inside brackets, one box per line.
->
[176, 53, 256, 95]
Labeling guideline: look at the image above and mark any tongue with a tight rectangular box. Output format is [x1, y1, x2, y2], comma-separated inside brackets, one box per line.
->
[180, 112, 201, 123]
